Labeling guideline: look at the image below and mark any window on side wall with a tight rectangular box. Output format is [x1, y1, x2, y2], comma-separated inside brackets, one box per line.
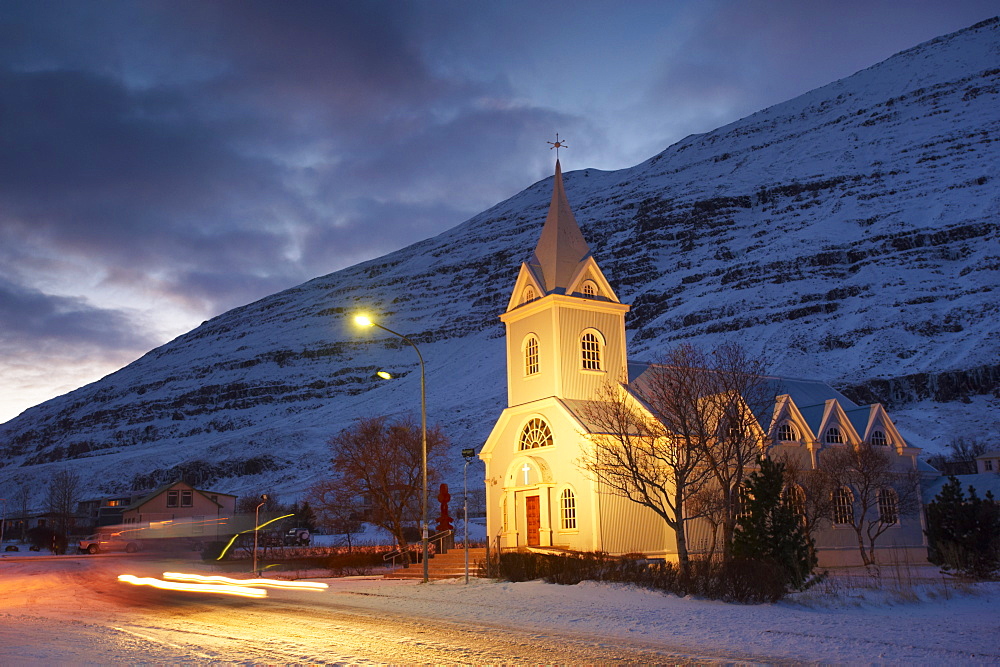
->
[784, 485, 806, 525]
[166, 491, 179, 508]
[181, 490, 193, 507]
[878, 488, 898, 524]
[869, 430, 888, 446]
[833, 487, 854, 524]
[560, 488, 577, 530]
[825, 426, 844, 444]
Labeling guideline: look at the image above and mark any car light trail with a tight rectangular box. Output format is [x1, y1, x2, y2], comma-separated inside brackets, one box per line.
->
[215, 512, 295, 560]
[117, 574, 267, 598]
[162, 572, 328, 591]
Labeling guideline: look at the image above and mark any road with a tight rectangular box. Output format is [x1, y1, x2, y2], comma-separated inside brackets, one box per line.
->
[0, 555, 734, 664]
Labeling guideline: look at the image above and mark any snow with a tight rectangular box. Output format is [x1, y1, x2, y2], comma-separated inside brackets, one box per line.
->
[0, 554, 997, 663]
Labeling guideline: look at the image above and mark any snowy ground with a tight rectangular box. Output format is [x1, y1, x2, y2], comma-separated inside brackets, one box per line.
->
[0, 550, 998, 664]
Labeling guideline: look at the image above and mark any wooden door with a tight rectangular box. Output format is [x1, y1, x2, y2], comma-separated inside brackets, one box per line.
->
[525, 495, 540, 546]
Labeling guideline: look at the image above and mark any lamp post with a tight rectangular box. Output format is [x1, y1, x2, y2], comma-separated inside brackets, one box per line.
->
[461, 449, 476, 584]
[354, 315, 429, 584]
[253, 494, 268, 575]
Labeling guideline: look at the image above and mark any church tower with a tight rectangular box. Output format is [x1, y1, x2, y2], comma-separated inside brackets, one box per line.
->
[481, 158, 638, 552]
[501, 160, 630, 408]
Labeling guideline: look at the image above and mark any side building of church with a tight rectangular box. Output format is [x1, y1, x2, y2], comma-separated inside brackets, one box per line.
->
[479, 161, 928, 567]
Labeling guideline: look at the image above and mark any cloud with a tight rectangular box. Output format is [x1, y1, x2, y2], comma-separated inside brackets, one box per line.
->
[0, 276, 155, 350]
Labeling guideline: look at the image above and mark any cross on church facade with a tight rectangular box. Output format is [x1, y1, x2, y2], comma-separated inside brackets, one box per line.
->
[522, 463, 531, 485]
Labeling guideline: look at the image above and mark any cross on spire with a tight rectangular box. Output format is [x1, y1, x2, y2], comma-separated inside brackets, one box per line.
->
[547, 133, 567, 159]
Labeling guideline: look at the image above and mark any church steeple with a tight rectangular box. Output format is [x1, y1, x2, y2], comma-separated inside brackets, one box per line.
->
[528, 160, 591, 295]
[500, 155, 630, 408]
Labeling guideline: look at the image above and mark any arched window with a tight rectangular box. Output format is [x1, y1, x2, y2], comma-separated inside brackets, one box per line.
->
[825, 426, 844, 444]
[519, 418, 553, 450]
[560, 488, 577, 530]
[523, 335, 539, 376]
[869, 430, 888, 446]
[581, 280, 597, 298]
[736, 486, 753, 520]
[581, 332, 602, 371]
[777, 423, 798, 442]
[878, 488, 898, 524]
[833, 487, 854, 524]
[521, 286, 536, 304]
[785, 484, 806, 523]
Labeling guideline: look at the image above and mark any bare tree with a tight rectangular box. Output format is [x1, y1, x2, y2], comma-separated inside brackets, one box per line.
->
[579, 345, 714, 575]
[305, 479, 364, 550]
[819, 442, 922, 567]
[45, 469, 81, 538]
[695, 342, 775, 561]
[773, 451, 837, 559]
[236, 490, 283, 515]
[925, 436, 988, 475]
[328, 415, 450, 563]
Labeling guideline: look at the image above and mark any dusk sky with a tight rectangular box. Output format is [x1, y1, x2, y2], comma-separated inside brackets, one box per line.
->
[1, 0, 997, 423]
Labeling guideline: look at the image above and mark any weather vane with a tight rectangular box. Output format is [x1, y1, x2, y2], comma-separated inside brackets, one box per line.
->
[547, 133, 568, 159]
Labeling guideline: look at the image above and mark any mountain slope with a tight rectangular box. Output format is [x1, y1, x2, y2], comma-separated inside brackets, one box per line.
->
[2, 17, 998, 500]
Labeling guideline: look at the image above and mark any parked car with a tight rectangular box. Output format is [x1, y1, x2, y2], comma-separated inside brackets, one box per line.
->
[78, 531, 141, 554]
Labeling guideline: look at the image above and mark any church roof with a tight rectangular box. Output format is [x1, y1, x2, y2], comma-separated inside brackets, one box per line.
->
[528, 160, 591, 294]
[626, 361, 859, 433]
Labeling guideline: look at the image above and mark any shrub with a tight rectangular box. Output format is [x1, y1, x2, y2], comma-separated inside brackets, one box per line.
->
[925, 476, 1000, 579]
[732, 457, 817, 590]
[26, 526, 61, 552]
[490, 550, 789, 603]
[323, 551, 385, 576]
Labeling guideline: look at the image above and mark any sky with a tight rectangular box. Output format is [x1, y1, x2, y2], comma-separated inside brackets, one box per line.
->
[1, 0, 997, 424]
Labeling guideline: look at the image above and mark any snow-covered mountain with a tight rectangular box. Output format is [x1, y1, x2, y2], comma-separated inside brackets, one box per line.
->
[2, 17, 998, 501]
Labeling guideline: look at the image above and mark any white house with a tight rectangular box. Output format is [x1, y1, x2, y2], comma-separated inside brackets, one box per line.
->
[480, 160, 927, 567]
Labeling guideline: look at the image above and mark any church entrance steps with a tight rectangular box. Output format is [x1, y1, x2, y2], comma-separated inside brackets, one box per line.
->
[383, 547, 487, 580]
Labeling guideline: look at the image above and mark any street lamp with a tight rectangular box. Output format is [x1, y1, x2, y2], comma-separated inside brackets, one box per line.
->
[354, 314, 429, 584]
[253, 494, 268, 575]
[461, 449, 476, 584]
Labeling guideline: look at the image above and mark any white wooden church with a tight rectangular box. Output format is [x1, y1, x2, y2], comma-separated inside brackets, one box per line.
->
[480, 161, 928, 567]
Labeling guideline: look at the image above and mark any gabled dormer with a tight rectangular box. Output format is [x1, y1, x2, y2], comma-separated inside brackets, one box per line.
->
[501, 160, 630, 407]
[815, 399, 862, 448]
[769, 394, 812, 445]
[566, 257, 621, 302]
[846, 404, 910, 454]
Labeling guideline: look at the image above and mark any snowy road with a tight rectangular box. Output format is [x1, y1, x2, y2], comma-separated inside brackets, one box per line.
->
[0, 556, 735, 664]
[2, 554, 998, 664]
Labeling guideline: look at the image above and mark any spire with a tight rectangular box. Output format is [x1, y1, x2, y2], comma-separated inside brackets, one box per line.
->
[529, 160, 591, 294]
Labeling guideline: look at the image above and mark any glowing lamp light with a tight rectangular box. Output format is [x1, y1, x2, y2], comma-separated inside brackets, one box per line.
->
[376, 371, 393, 380]
[354, 315, 373, 327]
[117, 574, 267, 599]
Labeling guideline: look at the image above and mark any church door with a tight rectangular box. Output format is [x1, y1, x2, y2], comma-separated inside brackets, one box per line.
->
[525, 495, 540, 546]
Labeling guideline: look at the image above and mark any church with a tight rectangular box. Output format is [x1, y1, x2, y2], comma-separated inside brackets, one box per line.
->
[479, 160, 928, 567]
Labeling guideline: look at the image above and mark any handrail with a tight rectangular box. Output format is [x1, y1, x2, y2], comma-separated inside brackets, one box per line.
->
[382, 549, 405, 568]
[382, 530, 454, 569]
[428, 529, 453, 554]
